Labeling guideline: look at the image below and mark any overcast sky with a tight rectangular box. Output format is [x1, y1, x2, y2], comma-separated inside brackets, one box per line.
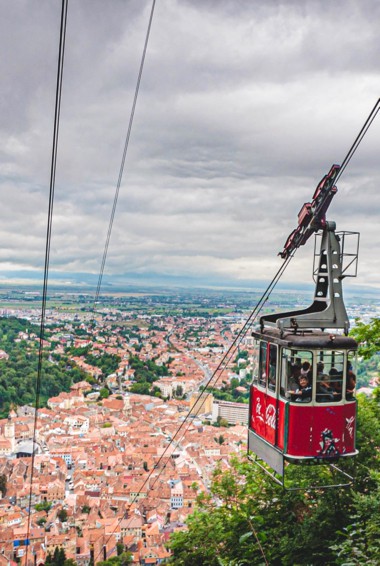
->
[0, 0, 379, 292]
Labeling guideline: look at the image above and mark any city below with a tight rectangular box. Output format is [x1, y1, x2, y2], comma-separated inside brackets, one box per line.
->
[0, 286, 378, 565]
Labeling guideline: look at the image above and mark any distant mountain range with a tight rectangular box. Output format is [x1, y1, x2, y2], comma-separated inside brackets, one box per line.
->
[0, 269, 378, 299]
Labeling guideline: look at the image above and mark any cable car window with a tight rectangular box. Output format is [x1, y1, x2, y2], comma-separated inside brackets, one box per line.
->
[252, 340, 260, 384]
[346, 350, 357, 400]
[268, 344, 277, 391]
[258, 341, 267, 387]
[257, 342, 278, 391]
[280, 350, 312, 402]
[316, 350, 344, 403]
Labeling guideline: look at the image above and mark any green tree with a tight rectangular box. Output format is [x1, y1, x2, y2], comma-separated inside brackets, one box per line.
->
[99, 387, 110, 399]
[170, 390, 380, 565]
[350, 318, 380, 359]
[0, 474, 6, 496]
[97, 553, 132, 566]
[48, 547, 66, 566]
[174, 385, 184, 397]
[57, 508, 68, 522]
[35, 501, 52, 512]
[216, 416, 229, 428]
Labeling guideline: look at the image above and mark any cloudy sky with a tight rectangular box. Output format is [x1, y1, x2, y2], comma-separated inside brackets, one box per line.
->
[1, 0, 379, 292]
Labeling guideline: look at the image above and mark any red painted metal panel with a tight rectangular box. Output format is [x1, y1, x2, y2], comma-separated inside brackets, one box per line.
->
[276, 399, 285, 451]
[249, 386, 285, 450]
[286, 402, 357, 458]
[250, 385, 357, 460]
[249, 385, 266, 438]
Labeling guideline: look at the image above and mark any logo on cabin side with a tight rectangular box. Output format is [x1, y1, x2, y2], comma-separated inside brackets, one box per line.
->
[345, 416, 355, 439]
[255, 398, 264, 423]
[265, 404, 276, 430]
[319, 428, 340, 457]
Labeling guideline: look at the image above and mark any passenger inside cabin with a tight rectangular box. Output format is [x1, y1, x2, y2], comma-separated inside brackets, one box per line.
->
[317, 361, 324, 376]
[288, 360, 301, 390]
[288, 372, 312, 403]
[329, 367, 343, 401]
[268, 347, 277, 391]
[346, 361, 356, 400]
[316, 373, 335, 402]
[300, 361, 311, 378]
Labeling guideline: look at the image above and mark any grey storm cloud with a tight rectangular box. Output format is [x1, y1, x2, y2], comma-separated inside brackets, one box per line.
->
[0, 0, 379, 289]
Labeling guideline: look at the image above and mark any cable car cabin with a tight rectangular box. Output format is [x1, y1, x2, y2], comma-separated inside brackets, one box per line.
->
[248, 223, 360, 478]
[248, 328, 358, 476]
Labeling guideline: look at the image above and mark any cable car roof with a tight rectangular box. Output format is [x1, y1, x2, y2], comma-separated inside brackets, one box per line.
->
[252, 327, 357, 350]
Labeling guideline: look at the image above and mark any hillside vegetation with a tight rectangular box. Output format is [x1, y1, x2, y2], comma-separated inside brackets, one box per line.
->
[0, 317, 87, 417]
[169, 389, 380, 565]
[169, 319, 380, 565]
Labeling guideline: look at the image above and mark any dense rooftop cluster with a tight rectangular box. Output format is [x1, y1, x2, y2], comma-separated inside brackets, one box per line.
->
[0, 292, 255, 565]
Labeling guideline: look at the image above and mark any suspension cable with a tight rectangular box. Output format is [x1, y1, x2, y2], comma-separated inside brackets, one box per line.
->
[149, 255, 293, 488]
[336, 97, 380, 182]
[25, 0, 68, 562]
[93, 97, 380, 562]
[95, 255, 292, 561]
[93, 0, 157, 312]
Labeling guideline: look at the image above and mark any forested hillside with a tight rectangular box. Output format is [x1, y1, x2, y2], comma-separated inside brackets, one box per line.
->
[169, 318, 380, 565]
[0, 317, 86, 417]
[169, 390, 380, 565]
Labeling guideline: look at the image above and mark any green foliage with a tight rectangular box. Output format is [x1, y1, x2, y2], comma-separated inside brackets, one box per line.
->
[170, 391, 380, 565]
[127, 354, 170, 397]
[207, 376, 249, 404]
[331, 482, 380, 564]
[57, 508, 68, 522]
[174, 385, 184, 397]
[350, 318, 380, 359]
[46, 547, 67, 566]
[116, 542, 125, 556]
[0, 474, 7, 496]
[216, 416, 229, 428]
[235, 350, 249, 361]
[0, 317, 87, 416]
[99, 387, 110, 399]
[67, 345, 91, 357]
[129, 382, 151, 395]
[85, 352, 121, 376]
[35, 501, 52, 512]
[97, 553, 132, 566]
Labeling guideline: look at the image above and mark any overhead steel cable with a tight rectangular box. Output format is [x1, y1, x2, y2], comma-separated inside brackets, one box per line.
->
[94, 97, 379, 562]
[93, 0, 157, 312]
[149, 255, 294, 488]
[95, 255, 292, 562]
[336, 97, 380, 182]
[25, 0, 68, 562]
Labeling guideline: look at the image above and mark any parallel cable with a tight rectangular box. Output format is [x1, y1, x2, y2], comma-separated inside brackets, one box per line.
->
[25, 0, 68, 562]
[336, 97, 380, 182]
[94, 97, 380, 562]
[149, 254, 293, 487]
[93, 0, 157, 313]
[95, 255, 292, 561]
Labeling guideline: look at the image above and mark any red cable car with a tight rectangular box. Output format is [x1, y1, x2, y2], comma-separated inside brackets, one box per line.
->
[248, 167, 360, 485]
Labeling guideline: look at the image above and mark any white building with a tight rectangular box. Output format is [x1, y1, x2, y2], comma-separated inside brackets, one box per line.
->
[212, 400, 249, 425]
